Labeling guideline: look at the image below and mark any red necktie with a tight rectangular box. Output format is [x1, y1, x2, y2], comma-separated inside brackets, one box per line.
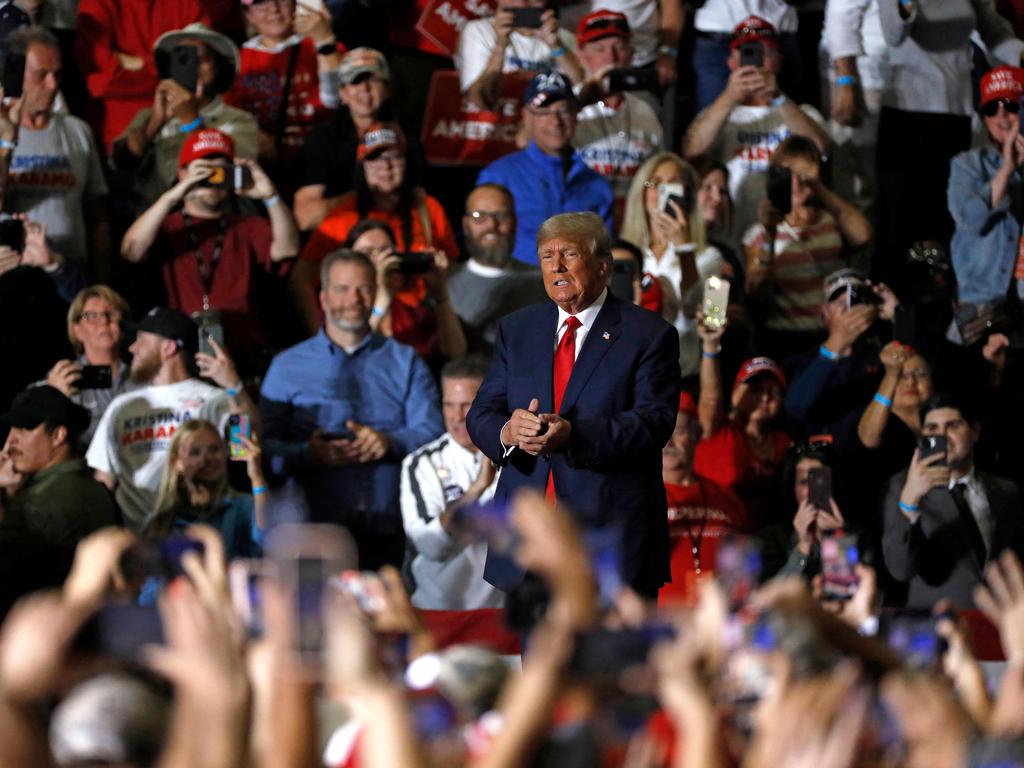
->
[546, 316, 581, 504]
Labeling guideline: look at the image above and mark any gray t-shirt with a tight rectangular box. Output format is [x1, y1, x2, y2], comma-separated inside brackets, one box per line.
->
[447, 259, 547, 346]
[6, 113, 108, 266]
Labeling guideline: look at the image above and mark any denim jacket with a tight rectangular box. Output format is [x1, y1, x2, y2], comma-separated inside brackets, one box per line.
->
[948, 146, 1024, 304]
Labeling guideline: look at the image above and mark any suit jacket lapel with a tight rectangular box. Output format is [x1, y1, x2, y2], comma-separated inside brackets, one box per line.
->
[559, 296, 621, 414]
[982, 473, 1013, 557]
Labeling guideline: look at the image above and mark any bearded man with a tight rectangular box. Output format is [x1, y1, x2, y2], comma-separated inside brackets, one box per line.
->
[260, 249, 443, 569]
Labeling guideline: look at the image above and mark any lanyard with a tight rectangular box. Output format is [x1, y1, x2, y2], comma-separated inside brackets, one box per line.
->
[182, 211, 228, 312]
[684, 479, 710, 575]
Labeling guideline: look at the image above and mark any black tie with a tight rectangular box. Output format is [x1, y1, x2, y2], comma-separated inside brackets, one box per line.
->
[951, 483, 987, 567]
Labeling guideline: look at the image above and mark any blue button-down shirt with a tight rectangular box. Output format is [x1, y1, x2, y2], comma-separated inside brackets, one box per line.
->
[260, 329, 444, 527]
[478, 141, 615, 266]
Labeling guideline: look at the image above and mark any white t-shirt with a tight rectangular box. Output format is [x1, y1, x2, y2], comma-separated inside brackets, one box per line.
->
[713, 102, 825, 244]
[400, 433, 504, 610]
[455, 18, 578, 91]
[694, 0, 797, 33]
[821, 0, 889, 91]
[86, 379, 231, 531]
[574, 93, 664, 212]
[6, 113, 107, 266]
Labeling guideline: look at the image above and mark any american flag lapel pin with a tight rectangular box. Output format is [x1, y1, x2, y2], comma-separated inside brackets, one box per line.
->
[602, 332, 610, 340]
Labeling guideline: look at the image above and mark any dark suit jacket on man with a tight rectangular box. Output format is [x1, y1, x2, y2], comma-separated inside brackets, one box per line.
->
[881, 468, 1024, 609]
[466, 293, 681, 595]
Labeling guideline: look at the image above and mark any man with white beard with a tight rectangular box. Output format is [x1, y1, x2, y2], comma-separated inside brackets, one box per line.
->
[260, 249, 443, 569]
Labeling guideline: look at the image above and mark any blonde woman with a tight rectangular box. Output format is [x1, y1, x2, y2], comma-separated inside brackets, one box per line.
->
[147, 419, 265, 558]
[621, 152, 725, 377]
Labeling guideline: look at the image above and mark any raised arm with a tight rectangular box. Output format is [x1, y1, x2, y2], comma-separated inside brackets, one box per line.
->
[121, 163, 211, 262]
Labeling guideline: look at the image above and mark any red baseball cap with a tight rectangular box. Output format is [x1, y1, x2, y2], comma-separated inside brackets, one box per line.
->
[678, 391, 698, 417]
[733, 356, 786, 390]
[980, 65, 1024, 108]
[356, 122, 406, 162]
[576, 9, 630, 47]
[178, 128, 234, 168]
[730, 15, 778, 50]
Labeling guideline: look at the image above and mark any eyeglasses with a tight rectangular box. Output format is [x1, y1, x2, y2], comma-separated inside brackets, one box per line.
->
[643, 178, 685, 189]
[981, 98, 1021, 117]
[467, 210, 514, 223]
[78, 311, 121, 324]
[898, 369, 931, 382]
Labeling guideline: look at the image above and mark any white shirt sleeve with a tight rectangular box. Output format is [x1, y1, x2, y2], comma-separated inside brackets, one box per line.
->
[825, 0, 873, 60]
[85, 401, 116, 475]
[456, 19, 498, 92]
[400, 452, 458, 561]
[199, 390, 233, 433]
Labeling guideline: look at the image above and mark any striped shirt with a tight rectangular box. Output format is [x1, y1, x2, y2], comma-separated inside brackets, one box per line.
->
[744, 210, 845, 332]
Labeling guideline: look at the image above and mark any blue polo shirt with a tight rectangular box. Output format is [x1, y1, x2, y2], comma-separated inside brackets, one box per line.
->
[478, 141, 615, 265]
[260, 329, 444, 528]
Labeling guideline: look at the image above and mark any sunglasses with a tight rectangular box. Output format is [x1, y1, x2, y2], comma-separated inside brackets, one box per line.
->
[981, 98, 1021, 116]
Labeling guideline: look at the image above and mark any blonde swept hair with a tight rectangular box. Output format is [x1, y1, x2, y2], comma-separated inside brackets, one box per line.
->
[535, 211, 612, 261]
[67, 285, 130, 353]
[147, 420, 229, 540]
[620, 152, 708, 254]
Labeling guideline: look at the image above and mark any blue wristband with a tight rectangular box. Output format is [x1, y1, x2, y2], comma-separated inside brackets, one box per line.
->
[252, 485, 267, 496]
[225, 386, 241, 397]
[550, 46, 566, 58]
[263, 194, 281, 209]
[0, 138, 15, 150]
[179, 117, 202, 133]
[898, 500, 919, 513]
[770, 93, 787, 109]
[835, 75, 855, 87]
[819, 344, 839, 361]
[703, 350, 720, 359]
[873, 392, 893, 408]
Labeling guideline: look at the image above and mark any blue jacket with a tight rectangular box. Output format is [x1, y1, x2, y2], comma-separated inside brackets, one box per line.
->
[477, 141, 615, 265]
[948, 146, 1024, 304]
[465, 293, 680, 594]
[260, 330, 444, 528]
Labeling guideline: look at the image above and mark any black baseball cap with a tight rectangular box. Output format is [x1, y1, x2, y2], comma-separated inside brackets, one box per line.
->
[2, 385, 91, 435]
[132, 307, 198, 355]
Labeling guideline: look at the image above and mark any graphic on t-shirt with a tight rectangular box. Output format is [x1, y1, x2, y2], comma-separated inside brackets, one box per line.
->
[119, 402, 205, 455]
[733, 127, 788, 168]
[9, 154, 77, 193]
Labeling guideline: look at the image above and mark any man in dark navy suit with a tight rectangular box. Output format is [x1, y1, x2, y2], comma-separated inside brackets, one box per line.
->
[466, 211, 681, 597]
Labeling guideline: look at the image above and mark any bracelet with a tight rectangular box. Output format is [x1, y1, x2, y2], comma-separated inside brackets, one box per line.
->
[702, 349, 720, 359]
[263, 194, 281, 209]
[835, 75, 855, 87]
[873, 392, 893, 408]
[658, 45, 679, 58]
[550, 46, 566, 58]
[898, 500, 919, 513]
[371, 306, 387, 318]
[770, 93, 787, 109]
[252, 485, 267, 496]
[0, 138, 15, 150]
[316, 39, 338, 56]
[225, 385, 242, 397]
[178, 117, 202, 133]
[818, 344, 839, 361]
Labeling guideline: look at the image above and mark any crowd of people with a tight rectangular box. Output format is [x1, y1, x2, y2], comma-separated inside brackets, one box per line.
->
[1, 0, 1024, 765]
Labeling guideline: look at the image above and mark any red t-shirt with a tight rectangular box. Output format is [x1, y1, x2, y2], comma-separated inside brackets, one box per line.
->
[658, 477, 749, 607]
[226, 37, 344, 167]
[693, 420, 791, 529]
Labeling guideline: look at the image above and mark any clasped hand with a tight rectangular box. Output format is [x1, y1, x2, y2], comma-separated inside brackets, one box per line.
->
[502, 397, 571, 456]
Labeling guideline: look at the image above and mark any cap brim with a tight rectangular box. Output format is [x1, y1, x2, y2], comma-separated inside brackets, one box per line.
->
[1, 409, 46, 429]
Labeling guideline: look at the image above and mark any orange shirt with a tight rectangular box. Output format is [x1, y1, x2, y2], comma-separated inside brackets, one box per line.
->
[300, 191, 459, 264]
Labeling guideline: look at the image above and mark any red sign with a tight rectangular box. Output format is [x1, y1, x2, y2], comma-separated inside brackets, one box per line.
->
[416, 0, 496, 58]
[421, 70, 531, 167]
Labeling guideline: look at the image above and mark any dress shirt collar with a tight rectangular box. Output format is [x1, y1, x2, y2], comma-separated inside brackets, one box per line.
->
[948, 464, 978, 491]
[466, 259, 508, 278]
[556, 287, 607, 332]
[319, 326, 374, 356]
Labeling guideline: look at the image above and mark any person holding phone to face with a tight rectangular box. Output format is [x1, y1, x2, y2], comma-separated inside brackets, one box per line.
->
[455, 0, 583, 108]
[883, 393, 1024, 609]
[682, 16, 830, 247]
[120, 128, 298, 377]
[112, 24, 259, 209]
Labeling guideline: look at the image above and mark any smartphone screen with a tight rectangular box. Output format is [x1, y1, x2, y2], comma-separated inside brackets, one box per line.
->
[766, 165, 792, 215]
[232, 164, 254, 191]
[807, 466, 832, 511]
[657, 182, 687, 217]
[75, 604, 165, 661]
[397, 252, 434, 274]
[883, 610, 943, 669]
[78, 364, 113, 390]
[609, 259, 637, 303]
[169, 45, 200, 93]
[820, 531, 858, 602]
[702, 276, 730, 329]
[0, 217, 24, 250]
[607, 67, 660, 93]
[160, 535, 205, 580]
[739, 41, 764, 69]
[228, 414, 251, 460]
[2, 52, 24, 99]
[509, 6, 544, 27]
[715, 535, 762, 613]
